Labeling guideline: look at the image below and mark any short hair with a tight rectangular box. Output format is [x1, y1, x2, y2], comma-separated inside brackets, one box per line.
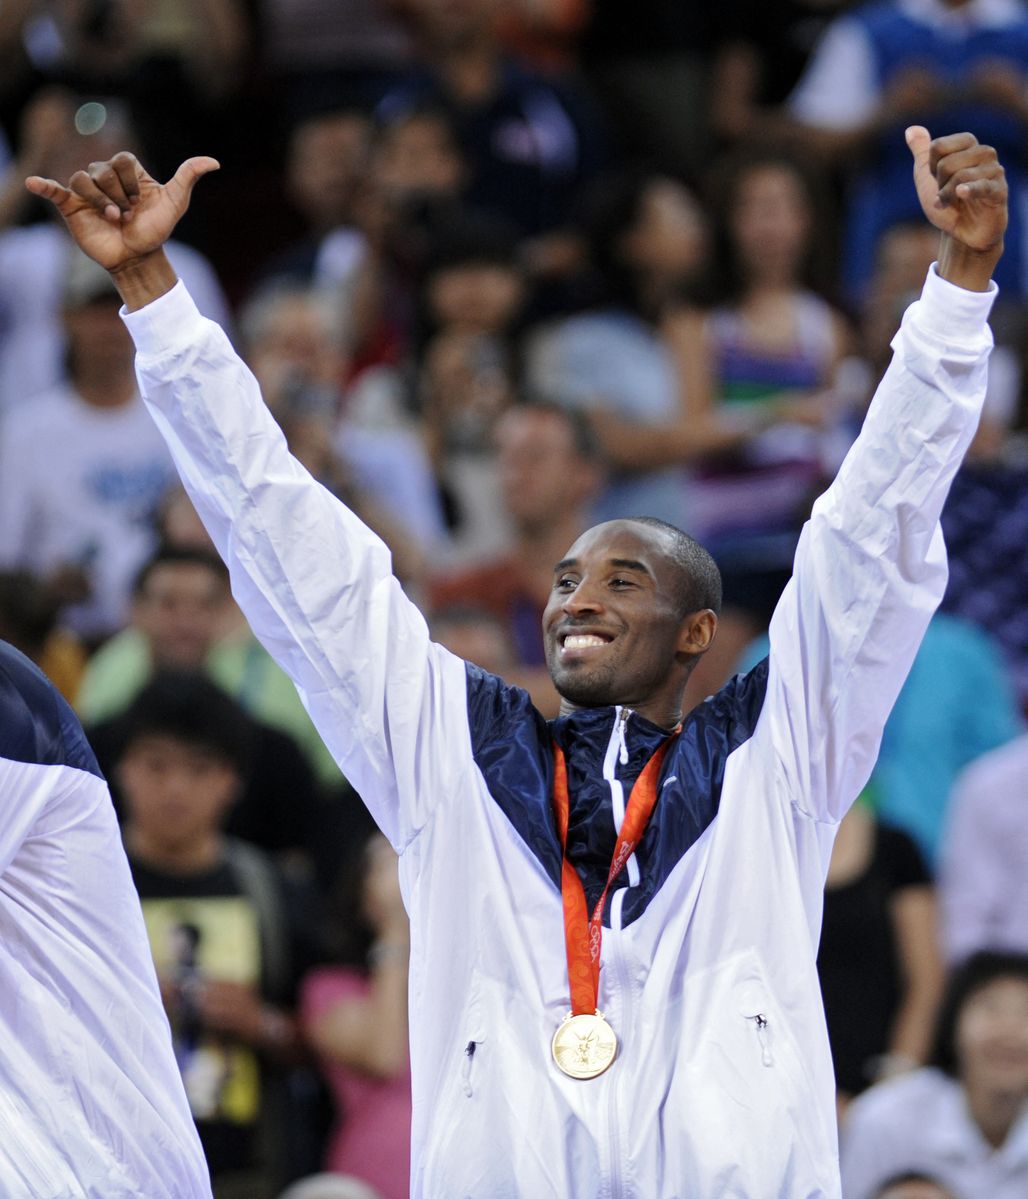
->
[929, 949, 1028, 1078]
[501, 397, 601, 464]
[115, 670, 252, 777]
[132, 544, 229, 598]
[628, 516, 722, 616]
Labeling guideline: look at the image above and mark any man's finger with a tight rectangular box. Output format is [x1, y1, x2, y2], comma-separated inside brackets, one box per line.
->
[936, 144, 996, 190]
[87, 160, 134, 214]
[953, 176, 1008, 203]
[69, 169, 124, 222]
[24, 175, 73, 207]
[905, 124, 931, 170]
[109, 150, 142, 203]
[165, 156, 220, 208]
[927, 131, 979, 175]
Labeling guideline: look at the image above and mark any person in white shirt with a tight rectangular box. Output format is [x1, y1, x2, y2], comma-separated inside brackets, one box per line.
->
[0, 250, 177, 642]
[840, 951, 1028, 1199]
[0, 637, 211, 1197]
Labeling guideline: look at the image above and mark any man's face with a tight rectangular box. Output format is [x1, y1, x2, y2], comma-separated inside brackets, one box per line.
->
[543, 521, 693, 724]
[118, 733, 239, 855]
[64, 299, 134, 377]
[133, 563, 228, 668]
[496, 408, 595, 529]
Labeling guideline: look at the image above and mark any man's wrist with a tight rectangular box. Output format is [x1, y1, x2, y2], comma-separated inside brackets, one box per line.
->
[109, 249, 178, 311]
[937, 234, 1003, 293]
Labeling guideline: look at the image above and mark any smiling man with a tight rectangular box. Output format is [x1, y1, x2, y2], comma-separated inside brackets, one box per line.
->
[25, 125, 1008, 1196]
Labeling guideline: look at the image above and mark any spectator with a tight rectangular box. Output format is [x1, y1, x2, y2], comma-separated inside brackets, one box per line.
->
[79, 539, 349, 794]
[819, 794, 944, 1110]
[378, 0, 606, 238]
[0, 91, 230, 407]
[427, 400, 603, 714]
[238, 281, 447, 582]
[301, 832, 410, 1199]
[686, 147, 851, 614]
[940, 733, 1028, 965]
[0, 567, 86, 701]
[787, 0, 1028, 300]
[0, 249, 177, 643]
[77, 547, 329, 870]
[76, 544, 234, 722]
[525, 171, 720, 532]
[117, 672, 324, 1198]
[416, 212, 528, 563]
[258, 107, 372, 292]
[839, 951, 1028, 1199]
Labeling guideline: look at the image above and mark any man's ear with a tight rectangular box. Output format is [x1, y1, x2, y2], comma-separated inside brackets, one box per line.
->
[677, 608, 718, 658]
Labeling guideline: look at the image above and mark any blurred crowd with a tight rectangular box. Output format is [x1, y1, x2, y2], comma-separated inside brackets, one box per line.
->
[0, 1, 1026, 1196]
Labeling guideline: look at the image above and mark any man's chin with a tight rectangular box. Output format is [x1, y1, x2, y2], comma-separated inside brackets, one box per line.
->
[552, 670, 618, 711]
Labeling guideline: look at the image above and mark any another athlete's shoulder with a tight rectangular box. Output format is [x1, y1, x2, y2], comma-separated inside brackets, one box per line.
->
[0, 640, 101, 777]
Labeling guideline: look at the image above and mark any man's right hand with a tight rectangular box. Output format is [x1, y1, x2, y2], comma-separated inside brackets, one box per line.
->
[25, 151, 219, 304]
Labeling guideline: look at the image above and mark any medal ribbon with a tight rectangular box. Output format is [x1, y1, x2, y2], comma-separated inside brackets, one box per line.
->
[552, 729, 677, 1016]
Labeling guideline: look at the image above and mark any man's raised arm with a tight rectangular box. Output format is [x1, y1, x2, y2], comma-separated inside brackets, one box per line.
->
[755, 128, 1006, 826]
[26, 153, 471, 852]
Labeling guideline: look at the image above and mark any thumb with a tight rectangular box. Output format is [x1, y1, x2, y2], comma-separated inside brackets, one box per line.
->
[166, 156, 220, 207]
[906, 125, 931, 182]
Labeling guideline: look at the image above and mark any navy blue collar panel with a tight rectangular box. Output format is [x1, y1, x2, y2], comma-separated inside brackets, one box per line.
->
[0, 640, 103, 778]
[465, 658, 770, 927]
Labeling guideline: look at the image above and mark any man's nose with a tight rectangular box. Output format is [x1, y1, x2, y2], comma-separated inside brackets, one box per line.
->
[562, 579, 603, 615]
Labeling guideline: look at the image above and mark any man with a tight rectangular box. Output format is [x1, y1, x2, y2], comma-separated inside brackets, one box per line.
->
[114, 672, 319, 1197]
[26, 126, 1007, 1195]
[0, 249, 177, 644]
[0, 638, 211, 1195]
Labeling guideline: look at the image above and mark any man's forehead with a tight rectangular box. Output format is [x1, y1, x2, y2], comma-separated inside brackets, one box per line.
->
[560, 520, 673, 566]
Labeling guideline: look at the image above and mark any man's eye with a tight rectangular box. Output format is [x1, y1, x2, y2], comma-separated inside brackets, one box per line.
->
[610, 577, 632, 588]
[556, 576, 577, 590]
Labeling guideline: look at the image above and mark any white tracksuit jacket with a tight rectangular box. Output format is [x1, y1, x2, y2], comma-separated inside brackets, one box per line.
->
[0, 641, 211, 1197]
[124, 264, 995, 1199]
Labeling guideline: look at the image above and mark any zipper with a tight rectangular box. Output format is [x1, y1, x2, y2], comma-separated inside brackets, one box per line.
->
[747, 1013, 775, 1067]
[461, 1039, 478, 1097]
[605, 708, 639, 886]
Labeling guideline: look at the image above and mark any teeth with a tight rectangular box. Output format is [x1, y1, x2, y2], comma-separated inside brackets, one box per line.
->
[564, 634, 607, 649]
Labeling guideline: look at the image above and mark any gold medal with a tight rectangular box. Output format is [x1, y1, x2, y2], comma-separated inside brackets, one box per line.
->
[551, 1011, 618, 1079]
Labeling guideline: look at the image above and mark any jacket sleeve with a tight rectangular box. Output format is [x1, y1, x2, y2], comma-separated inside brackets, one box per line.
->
[123, 282, 468, 853]
[759, 265, 996, 824]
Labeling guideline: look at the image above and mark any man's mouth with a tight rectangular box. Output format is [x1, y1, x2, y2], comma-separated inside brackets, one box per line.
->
[559, 630, 614, 656]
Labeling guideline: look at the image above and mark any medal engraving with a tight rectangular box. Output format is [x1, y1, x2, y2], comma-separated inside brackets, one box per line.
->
[551, 1011, 618, 1079]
